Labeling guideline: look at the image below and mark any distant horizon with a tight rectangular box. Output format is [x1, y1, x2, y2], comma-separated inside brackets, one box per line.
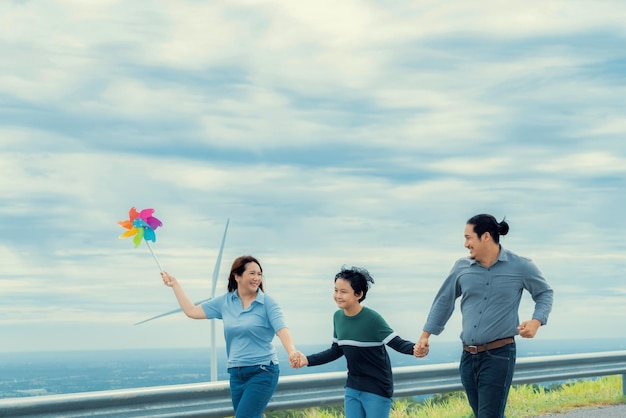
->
[3, 336, 626, 355]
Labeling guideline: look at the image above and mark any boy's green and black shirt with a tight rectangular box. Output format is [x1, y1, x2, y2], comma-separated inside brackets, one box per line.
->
[306, 306, 415, 398]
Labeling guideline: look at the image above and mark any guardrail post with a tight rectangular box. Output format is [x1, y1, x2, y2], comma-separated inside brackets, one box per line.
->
[622, 373, 626, 396]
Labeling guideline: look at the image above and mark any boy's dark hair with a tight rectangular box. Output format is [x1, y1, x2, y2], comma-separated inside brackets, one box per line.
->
[335, 266, 374, 302]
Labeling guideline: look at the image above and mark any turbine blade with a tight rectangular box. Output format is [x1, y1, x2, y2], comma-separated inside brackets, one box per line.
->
[211, 219, 229, 298]
[134, 218, 230, 325]
[134, 298, 212, 325]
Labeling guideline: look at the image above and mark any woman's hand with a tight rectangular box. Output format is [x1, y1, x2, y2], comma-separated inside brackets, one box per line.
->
[161, 271, 176, 287]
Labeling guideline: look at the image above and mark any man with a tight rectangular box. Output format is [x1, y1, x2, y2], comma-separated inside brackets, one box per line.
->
[415, 214, 553, 418]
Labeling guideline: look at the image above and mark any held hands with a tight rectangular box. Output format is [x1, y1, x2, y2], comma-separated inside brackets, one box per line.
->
[414, 336, 430, 358]
[289, 351, 308, 369]
[518, 319, 542, 338]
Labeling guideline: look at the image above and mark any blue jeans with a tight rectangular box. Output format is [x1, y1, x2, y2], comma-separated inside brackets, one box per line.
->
[460, 343, 516, 418]
[228, 363, 279, 418]
[344, 386, 392, 418]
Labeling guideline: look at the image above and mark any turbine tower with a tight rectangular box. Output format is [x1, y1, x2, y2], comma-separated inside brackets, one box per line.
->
[135, 219, 230, 381]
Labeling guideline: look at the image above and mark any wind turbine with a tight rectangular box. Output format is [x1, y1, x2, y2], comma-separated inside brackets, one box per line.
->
[135, 218, 230, 382]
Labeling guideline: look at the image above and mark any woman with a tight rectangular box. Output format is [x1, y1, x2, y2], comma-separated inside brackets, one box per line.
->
[293, 266, 416, 418]
[161, 255, 298, 418]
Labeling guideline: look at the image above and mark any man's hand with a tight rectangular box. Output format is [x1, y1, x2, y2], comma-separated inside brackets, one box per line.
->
[518, 319, 542, 338]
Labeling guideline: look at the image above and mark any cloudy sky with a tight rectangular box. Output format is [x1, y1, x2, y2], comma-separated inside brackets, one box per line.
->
[2, 0, 625, 354]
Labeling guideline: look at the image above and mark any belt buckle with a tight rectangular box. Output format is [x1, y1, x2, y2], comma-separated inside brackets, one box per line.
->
[466, 345, 479, 354]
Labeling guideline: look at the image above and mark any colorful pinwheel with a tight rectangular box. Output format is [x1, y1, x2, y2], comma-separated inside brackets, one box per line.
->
[118, 207, 164, 271]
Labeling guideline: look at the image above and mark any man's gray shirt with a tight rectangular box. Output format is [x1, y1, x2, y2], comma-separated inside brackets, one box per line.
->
[423, 247, 554, 346]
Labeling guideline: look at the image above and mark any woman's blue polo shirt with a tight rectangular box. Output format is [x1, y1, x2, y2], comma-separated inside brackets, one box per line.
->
[201, 290, 287, 368]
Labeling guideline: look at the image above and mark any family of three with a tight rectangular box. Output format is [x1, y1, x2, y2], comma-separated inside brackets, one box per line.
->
[159, 213, 554, 418]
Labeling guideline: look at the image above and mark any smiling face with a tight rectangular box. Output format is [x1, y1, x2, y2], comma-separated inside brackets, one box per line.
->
[235, 261, 263, 296]
[464, 223, 490, 262]
[334, 277, 363, 315]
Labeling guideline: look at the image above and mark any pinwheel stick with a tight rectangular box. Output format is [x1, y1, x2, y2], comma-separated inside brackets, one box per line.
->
[145, 241, 164, 272]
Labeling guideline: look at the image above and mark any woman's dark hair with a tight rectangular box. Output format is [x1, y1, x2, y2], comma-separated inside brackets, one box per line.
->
[467, 214, 509, 244]
[334, 266, 374, 302]
[227, 255, 264, 292]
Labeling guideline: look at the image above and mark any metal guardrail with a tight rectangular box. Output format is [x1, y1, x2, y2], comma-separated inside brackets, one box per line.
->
[1, 350, 625, 417]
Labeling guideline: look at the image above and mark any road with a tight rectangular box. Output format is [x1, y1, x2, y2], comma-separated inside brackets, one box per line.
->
[533, 404, 626, 417]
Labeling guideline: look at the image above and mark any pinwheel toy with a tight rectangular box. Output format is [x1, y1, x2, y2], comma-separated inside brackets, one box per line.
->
[118, 207, 164, 271]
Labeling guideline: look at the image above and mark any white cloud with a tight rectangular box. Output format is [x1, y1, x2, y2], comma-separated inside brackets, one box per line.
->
[535, 152, 626, 174]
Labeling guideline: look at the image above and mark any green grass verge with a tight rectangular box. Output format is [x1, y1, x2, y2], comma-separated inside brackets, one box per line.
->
[265, 375, 625, 418]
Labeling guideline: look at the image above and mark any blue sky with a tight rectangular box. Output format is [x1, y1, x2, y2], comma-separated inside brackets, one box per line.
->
[1, 1, 625, 353]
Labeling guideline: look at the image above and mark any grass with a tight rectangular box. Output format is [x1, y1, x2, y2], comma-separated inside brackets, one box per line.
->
[265, 375, 625, 418]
